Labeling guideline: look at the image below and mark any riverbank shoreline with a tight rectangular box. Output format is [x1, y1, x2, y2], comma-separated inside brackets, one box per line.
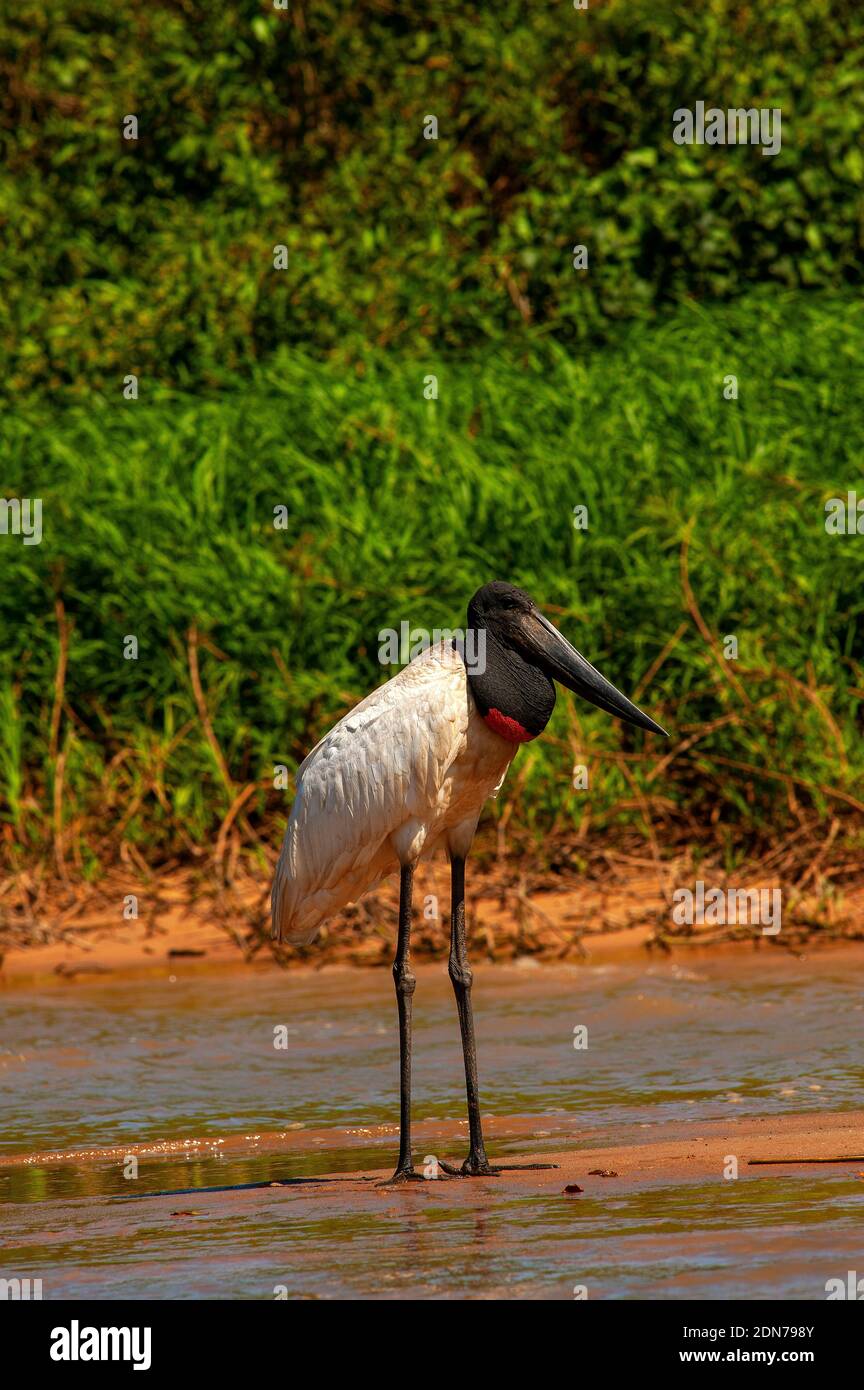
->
[2, 855, 862, 987]
[5, 1109, 861, 1189]
[278, 1109, 864, 1191]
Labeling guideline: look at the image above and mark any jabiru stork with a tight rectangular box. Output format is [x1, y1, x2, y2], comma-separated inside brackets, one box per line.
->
[272, 582, 667, 1183]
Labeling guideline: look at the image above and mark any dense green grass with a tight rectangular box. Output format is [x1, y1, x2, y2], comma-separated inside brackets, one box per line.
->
[2, 290, 863, 876]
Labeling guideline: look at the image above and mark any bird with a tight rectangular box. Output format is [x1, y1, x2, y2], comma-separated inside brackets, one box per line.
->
[272, 581, 668, 1183]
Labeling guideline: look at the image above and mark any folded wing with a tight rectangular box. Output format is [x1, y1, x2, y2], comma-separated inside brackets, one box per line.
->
[271, 642, 472, 944]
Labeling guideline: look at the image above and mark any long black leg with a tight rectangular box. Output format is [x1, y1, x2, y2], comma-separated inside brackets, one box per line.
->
[443, 853, 558, 1179]
[384, 862, 424, 1184]
[447, 854, 491, 1174]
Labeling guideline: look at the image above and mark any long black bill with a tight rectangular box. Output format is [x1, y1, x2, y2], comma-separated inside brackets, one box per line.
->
[525, 611, 668, 736]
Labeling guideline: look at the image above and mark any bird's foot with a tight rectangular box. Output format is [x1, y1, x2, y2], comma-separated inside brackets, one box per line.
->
[436, 1157, 494, 1177]
[438, 1154, 560, 1178]
[379, 1167, 425, 1186]
[380, 1156, 462, 1185]
[380, 1162, 453, 1186]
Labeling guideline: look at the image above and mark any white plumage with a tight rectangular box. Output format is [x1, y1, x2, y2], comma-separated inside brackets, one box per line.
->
[270, 582, 665, 1182]
[271, 640, 515, 945]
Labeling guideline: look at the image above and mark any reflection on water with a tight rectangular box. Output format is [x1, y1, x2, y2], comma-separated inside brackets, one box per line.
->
[1, 954, 862, 1298]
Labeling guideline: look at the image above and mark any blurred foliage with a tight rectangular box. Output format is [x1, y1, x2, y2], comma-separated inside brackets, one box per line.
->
[1, 292, 863, 870]
[2, 0, 864, 395]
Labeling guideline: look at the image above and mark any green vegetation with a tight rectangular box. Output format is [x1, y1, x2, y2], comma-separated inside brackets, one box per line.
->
[2, 0, 863, 396]
[2, 2, 862, 889]
[2, 292, 862, 876]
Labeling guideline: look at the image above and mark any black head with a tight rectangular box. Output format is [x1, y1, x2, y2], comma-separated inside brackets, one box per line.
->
[467, 581, 538, 638]
[466, 581, 667, 741]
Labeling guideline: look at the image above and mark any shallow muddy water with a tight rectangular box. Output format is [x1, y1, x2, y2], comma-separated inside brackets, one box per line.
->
[1, 953, 863, 1298]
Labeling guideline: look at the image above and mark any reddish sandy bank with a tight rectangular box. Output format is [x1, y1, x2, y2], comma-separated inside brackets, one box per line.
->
[3, 868, 863, 986]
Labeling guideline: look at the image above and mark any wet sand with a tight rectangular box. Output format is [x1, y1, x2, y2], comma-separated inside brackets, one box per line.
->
[2, 955, 862, 1298]
[3, 1109, 862, 1183]
[306, 1109, 864, 1190]
[5, 1110, 863, 1300]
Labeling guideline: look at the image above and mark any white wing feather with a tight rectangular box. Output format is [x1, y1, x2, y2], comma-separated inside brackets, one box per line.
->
[271, 641, 512, 944]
